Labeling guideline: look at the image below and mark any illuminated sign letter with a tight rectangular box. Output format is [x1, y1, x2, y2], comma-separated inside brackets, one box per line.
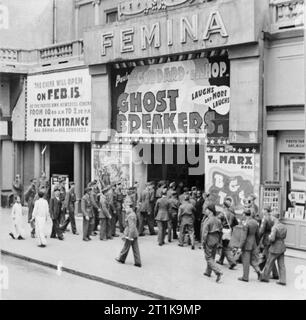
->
[101, 32, 114, 56]
[203, 11, 228, 40]
[120, 27, 134, 53]
[141, 22, 160, 50]
[180, 15, 198, 44]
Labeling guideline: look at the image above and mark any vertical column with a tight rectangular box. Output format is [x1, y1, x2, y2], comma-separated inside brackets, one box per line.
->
[93, 0, 101, 26]
[265, 133, 277, 181]
[74, 142, 82, 213]
[74, 4, 80, 40]
[33, 142, 40, 179]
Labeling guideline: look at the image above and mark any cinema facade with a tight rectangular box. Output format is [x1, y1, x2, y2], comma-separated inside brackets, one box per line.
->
[85, 0, 267, 215]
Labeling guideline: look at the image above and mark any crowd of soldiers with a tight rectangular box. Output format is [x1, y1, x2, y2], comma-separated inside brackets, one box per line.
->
[10, 173, 287, 285]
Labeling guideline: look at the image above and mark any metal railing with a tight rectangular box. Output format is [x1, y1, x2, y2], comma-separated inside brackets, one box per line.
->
[270, 0, 304, 32]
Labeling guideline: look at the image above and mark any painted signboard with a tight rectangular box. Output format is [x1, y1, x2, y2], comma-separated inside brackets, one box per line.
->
[111, 56, 230, 139]
[26, 69, 91, 142]
[205, 151, 260, 212]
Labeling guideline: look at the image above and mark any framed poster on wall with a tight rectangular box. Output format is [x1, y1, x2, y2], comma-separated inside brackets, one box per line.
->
[290, 159, 306, 191]
[91, 143, 133, 191]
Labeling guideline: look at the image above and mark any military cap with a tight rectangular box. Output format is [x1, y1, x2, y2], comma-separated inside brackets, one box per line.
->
[206, 204, 217, 215]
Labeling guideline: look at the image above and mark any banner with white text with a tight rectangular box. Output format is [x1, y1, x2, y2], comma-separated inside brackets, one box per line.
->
[26, 69, 91, 141]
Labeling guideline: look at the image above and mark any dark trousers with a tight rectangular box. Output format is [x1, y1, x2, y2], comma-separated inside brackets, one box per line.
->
[61, 208, 77, 234]
[99, 218, 112, 240]
[157, 220, 168, 245]
[262, 252, 286, 284]
[172, 215, 178, 239]
[51, 219, 63, 239]
[93, 208, 99, 231]
[219, 239, 236, 266]
[116, 206, 124, 233]
[111, 213, 119, 236]
[83, 216, 94, 240]
[59, 208, 66, 226]
[204, 243, 222, 276]
[118, 238, 141, 265]
[241, 249, 260, 281]
[139, 211, 155, 235]
[194, 219, 202, 241]
[179, 223, 195, 246]
[259, 245, 279, 278]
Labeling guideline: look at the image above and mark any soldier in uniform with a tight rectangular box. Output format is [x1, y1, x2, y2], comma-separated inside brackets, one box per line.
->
[59, 179, 67, 226]
[49, 186, 64, 240]
[115, 197, 141, 267]
[168, 191, 180, 240]
[194, 190, 204, 243]
[154, 189, 170, 246]
[260, 211, 287, 285]
[179, 187, 189, 204]
[89, 181, 101, 236]
[81, 187, 94, 241]
[202, 204, 223, 282]
[237, 208, 261, 282]
[61, 182, 79, 235]
[217, 198, 238, 269]
[258, 205, 278, 278]
[99, 186, 112, 240]
[167, 182, 176, 199]
[139, 183, 156, 236]
[115, 183, 125, 233]
[24, 178, 37, 238]
[178, 194, 195, 249]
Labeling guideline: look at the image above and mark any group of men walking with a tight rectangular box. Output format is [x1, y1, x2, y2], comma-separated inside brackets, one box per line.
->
[10, 174, 287, 286]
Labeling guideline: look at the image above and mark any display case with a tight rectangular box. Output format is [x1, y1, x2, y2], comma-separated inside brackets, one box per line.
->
[260, 181, 282, 216]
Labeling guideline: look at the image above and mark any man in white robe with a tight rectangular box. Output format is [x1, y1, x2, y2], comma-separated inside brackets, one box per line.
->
[31, 191, 49, 247]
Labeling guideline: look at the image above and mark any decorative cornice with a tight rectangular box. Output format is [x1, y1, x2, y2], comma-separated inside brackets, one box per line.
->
[118, 0, 201, 18]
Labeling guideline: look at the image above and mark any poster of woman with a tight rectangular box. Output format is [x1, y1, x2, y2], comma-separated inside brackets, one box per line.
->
[290, 159, 306, 191]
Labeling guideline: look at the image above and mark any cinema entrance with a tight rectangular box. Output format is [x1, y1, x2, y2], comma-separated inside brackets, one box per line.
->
[147, 142, 205, 190]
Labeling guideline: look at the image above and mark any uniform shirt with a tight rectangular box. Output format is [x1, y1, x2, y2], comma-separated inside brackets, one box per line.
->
[259, 216, 275, 246]
[99, 194, 111, 219]
[124, 207, 139, 240]
[178, 201, 195, 225]
[154, 196, 170, 221]
[81, 194, 93, 218]
[269, 221, 287, 254]
[202, 214, 222, 245]
[239, 217, 260, 251]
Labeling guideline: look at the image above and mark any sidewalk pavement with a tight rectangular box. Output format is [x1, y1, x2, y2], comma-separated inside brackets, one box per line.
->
[1, 208, 306, 300]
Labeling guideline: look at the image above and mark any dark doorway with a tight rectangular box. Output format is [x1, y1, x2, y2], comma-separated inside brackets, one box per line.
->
[147, 143, 204, 190]
[50, 143, 74, 180]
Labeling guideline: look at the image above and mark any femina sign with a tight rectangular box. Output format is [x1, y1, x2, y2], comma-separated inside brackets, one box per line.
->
[101, 11, 228, 56]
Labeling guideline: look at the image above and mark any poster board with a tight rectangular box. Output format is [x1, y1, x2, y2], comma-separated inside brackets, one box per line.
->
[290, 159, 306, 191]
[51, 174, 69, 195]
[205, 151, 260, 213]
[91, 143, 132, 191]
[260, 181, 281, 217]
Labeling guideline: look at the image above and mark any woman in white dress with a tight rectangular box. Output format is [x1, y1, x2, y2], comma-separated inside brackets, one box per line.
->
[30, 190, 49, 247]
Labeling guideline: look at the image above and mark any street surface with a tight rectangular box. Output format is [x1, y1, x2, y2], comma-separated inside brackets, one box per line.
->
[1, 208, 306, 300]
[0, 255, 153, 300]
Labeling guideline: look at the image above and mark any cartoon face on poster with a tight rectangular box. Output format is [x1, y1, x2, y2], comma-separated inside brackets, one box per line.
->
[111, 56, 230, 139]
[92, 145, 132, 190]
[205, 152, 260, 212]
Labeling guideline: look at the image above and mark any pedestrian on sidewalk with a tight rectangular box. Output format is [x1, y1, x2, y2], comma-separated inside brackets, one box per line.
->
[154, 188, 170, 246]
[12, 174, 23, 205]
[258, 205, 278, 278]
[260, 211, 287, 286]
[24, 178, 37, 238]
[237, 208, 261, 282]
[82, 187, 94, 241]
[31, 191, 49, 247]
[178, 194, 195, 249]
[202, 204, 223, 283]
[61, 182, 79, 235]
[99, 186, 112, 240]
[217, 198, 238, 269]
[9, 196, 25, 240]
[168, 191, 179, 240]
[116, 197, 141, 267]
[49, 187, 64, 241]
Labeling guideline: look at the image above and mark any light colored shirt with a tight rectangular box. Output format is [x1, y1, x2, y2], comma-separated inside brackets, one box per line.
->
[12, 203, 23, 220]
[32, 198, 49, 219]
